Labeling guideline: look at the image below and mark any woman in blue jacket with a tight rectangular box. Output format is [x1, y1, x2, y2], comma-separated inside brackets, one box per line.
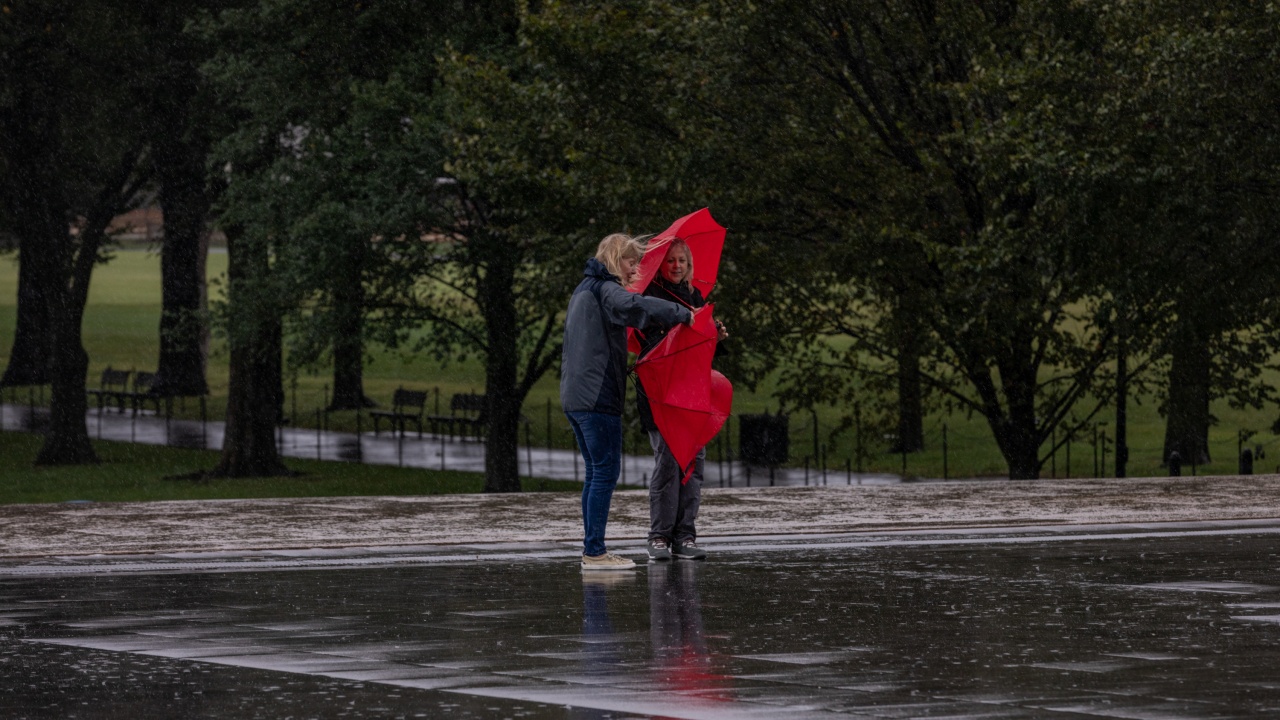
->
[562, 233, 691, 571]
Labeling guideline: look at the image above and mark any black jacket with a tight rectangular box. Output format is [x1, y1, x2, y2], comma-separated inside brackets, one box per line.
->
[635, 277, 705, 432]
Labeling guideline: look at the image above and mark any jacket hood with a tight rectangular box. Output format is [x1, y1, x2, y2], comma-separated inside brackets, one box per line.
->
[584, 257, 620, 283]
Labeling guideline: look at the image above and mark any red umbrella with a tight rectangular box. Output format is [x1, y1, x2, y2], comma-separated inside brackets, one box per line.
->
[629, 209, 733, 481]
[628, 208, 726, 299]
[628, 208, 726, 356]
[634, 305, 733, 483]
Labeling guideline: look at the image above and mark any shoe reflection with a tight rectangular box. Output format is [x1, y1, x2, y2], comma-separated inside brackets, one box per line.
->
[648, 561, 731, 700]
[581, 571, 635, 639]
[573, 573, 637, 719]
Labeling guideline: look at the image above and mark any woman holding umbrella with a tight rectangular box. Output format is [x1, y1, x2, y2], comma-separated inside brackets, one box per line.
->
[562, 233, 692, 571]
[636, 239, 729, 562]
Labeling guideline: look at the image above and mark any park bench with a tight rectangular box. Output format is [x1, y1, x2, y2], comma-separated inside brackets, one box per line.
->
[370, 387, 427, 436]
[126, 371, 169, 416]
[427, 392, 489, 439]
[86, 367, 133, 414]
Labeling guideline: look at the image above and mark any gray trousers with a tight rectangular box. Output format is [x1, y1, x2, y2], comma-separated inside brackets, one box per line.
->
[648, 430, 704, 543]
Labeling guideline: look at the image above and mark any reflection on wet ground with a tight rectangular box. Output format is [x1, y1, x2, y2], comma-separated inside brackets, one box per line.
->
[6, 524, 1280, 718]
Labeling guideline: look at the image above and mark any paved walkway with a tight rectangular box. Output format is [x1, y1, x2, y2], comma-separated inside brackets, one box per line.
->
[3, 471, 1280, 559]
[0, 402, 897, 488]
[8, 520, 1280, 718]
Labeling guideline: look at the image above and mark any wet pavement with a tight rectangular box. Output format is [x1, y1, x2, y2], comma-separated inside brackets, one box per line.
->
[1, 403, 897, 487]
[9, 403, 1280, 717]
[6, 521, 1280, 718]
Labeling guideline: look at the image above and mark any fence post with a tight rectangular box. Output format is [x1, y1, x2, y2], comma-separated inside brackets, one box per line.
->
[943, 423, 949, 481]
[810, 408, 819, 470]
[718, 430, 725, 488]
[855, 403, 863, 474]
[1101, 431, 1108, 478]
[1050, 428, 1055, 479]
[1093, 427, 1099, 478]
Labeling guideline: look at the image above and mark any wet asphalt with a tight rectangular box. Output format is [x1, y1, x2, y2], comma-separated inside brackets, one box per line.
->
[5, 522, 1280, 718]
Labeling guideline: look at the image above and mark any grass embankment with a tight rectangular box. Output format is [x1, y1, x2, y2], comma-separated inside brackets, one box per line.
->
[0, 433, 578, 504]
[2, 248, 1279, 483]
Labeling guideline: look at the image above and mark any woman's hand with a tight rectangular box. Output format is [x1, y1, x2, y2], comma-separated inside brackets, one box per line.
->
[716, 321, 728, 341]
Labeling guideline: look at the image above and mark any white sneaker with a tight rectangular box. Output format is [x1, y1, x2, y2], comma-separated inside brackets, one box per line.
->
[581, 552, 636, 571]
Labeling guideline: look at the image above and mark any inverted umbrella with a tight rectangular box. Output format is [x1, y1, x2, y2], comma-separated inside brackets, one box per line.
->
[629, 207, 726, 299]
[628, 208, 726, 356]
[634, 304, 733, 482]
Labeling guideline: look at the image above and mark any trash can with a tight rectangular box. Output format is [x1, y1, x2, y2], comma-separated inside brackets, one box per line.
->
[739, 413, 789, 467]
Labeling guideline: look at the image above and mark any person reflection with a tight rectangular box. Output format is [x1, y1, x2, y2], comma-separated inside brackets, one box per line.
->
[580, 572, 634, 671]
[648, 561, 730, 699]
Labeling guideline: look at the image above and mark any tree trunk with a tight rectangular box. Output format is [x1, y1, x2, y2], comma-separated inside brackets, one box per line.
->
[0, 232, 55, 388]
[982, 343, 1042, 480]
[893, 306, 925, 453]
[34, 274, 96, 465]
[152, 156, 211, 398]
[212, 226, 288, 478]
[1, 112, 59, 389]
[34, 203, 124, 465]
[1162, 317, 1211, 466]
[329, 239, 373, 410]
[482, 248, 522, 493]
[31, 143, 144, 465]
[884, 291, 924, 453]
[990, 413, 1041, 480]
[1115, 328, 1129, 478]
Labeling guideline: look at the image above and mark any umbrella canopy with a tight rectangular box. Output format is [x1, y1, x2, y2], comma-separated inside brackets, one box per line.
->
[628, 208, 726, 299]
[634, 304, 733, 481]
[627, 208, 726, 356]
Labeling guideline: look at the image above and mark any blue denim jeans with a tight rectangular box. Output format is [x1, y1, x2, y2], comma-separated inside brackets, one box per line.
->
[566, 411, 622, 557]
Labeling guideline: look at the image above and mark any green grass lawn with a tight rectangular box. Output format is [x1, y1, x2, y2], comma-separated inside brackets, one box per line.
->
[0, 432, 578, 504]
[2, 247, 1278, 485]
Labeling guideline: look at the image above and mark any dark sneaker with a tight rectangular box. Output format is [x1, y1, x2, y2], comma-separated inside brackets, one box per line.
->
[647, 537, 672, 561]
[672, 539, 707, 560]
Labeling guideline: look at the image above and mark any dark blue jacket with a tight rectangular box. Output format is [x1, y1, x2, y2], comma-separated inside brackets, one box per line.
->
[560, 258, 690, 415]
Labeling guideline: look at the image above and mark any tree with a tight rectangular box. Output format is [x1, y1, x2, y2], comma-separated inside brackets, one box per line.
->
[1042, 1, 1280, 467]
[0, 2, 151, 464]
[143, 1, 226, 399]
[1132, 4, 1280, 466]
[685, 1, 1139, 479]
[197, 0, 529, 479]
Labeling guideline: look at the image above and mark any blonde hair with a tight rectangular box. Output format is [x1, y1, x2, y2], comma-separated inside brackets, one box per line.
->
[662, 239, 694, 287]
[595, 233, 648, 281]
